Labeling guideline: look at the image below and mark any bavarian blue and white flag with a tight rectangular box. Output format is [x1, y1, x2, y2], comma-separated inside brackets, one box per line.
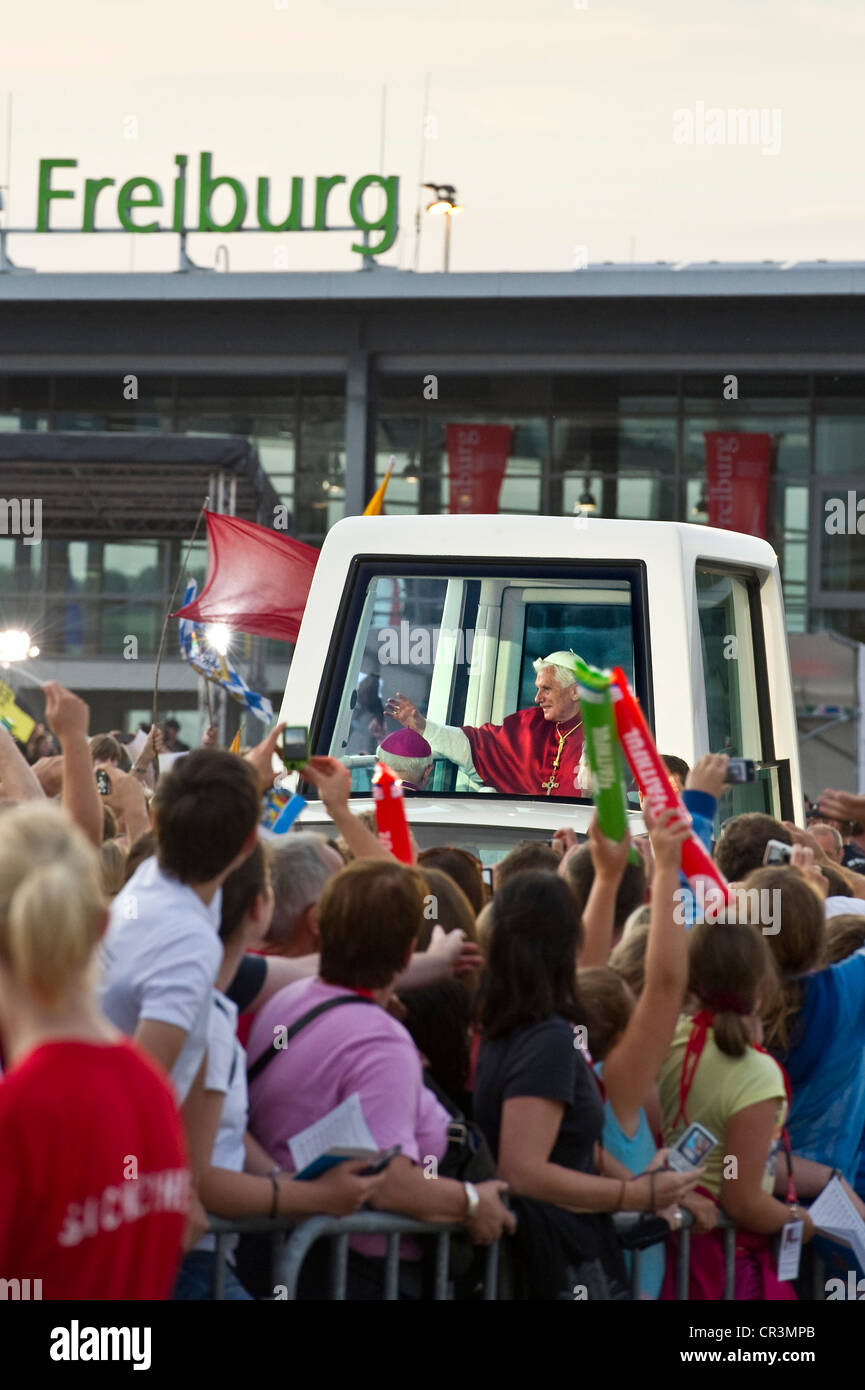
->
[177, 581, 274, 726]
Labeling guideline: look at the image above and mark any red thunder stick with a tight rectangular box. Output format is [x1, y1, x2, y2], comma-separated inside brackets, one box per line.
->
[610, 668, 735, 908]
[371, 761, 414, 865]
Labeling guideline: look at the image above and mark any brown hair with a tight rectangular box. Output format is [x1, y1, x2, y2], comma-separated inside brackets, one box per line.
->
[559, 843, 646, 930]
[740, 866, 825, 1052]
[713, 814, 792, 883]
[123, 829, 156, 884]
[494, 840, 560, 891]
[152, 749, 260, 884]
[609, 924, 649, 997]
[90, 734, 129, 771]
[824, 913, 865, 966]
[101, 802, 118, 842]
[417, 846, 486, 914]
[660, 754, 690, 786]
[220, 842, 269, 944]
[819, 861, 858, 898]
[687, 916, 776, 1058]
[318, 859, 426, 989]
[415, 865, 477, 950]
[578, 966, 633, 1062]
[479, 871, 585, 1040]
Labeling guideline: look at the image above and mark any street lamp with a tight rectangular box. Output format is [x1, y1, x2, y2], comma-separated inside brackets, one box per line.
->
[422, 183, 463, 271]
[578, 480, 597, 512]
[692, 483, 709, 520]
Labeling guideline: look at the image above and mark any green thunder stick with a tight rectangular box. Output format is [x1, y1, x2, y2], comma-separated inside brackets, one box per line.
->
[574, 657, 629, 844]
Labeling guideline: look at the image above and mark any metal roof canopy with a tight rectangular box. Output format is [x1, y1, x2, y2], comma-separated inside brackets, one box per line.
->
[0, 431, 283, 537]
[4, 263, 865, 302]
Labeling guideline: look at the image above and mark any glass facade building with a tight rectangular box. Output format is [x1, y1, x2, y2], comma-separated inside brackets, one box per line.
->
[4, 367, 864, 650]
[1, 264, 863, 744]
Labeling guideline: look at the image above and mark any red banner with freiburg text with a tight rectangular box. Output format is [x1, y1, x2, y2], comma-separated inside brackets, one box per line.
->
[704, 431, 772, 539]
[446, 424, 513, 514]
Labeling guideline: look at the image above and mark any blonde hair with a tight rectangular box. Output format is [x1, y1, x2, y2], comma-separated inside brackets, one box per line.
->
[609, 922, 649, 996]
[0, 804, 106, 1007]
[99, 838, 129, 898]
[620, 903, 651, 943]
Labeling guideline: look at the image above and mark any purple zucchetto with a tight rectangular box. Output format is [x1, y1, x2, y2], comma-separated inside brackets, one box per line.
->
[378, 729, 432, 759]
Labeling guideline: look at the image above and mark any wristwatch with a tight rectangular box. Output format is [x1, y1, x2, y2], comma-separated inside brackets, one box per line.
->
[462, 1181, 480, 1221]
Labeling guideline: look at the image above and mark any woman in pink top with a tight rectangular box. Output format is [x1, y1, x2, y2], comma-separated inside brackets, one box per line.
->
[247, 858, 515, 1298]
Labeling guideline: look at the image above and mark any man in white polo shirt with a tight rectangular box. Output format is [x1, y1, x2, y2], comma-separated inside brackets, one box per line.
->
[98, 749, 261, 1103]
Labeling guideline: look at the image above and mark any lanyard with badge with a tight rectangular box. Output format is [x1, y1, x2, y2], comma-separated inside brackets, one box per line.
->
[757, 1050, 803, 1282]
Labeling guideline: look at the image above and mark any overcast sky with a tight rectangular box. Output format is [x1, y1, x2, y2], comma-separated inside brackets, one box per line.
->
[1, 0, 862, 274]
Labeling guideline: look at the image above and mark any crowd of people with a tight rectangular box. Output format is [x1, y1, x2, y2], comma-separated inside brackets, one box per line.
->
[2, 684, 865, 1300]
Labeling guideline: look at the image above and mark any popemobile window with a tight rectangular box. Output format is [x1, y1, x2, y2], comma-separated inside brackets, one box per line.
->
[326, 567, 639, 799]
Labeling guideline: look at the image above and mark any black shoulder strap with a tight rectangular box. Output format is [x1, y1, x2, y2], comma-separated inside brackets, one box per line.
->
[246, 994, 375, 1086]
[422, 1066, 464, 1122]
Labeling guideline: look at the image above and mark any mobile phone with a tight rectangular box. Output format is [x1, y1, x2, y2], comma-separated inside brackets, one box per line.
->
[726, 758, 757, 784]
[279, 726, 309, 771]
[667, 1122, 717, 1172]
[95, 768, 112, 796]
[481, 866, 493, 888]
[763, 838, 793, 865]
[358, 1144, 401, 1176]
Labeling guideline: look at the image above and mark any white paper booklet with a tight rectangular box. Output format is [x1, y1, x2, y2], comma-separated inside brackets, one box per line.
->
[287, 1093, 377, 1173]
[808, 1177, 865, 1269]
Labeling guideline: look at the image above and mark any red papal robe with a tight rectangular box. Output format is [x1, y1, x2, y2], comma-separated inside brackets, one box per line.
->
[462, 706, 586, 797]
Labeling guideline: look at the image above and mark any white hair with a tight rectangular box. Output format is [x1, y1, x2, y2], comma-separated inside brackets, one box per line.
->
[376, 745, 432, 785]
[532, 658, 578, 692]
[268, 833, 337, 946]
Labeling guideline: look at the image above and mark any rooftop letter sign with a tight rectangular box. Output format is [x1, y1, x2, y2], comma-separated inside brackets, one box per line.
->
[33, 154, 399, 258]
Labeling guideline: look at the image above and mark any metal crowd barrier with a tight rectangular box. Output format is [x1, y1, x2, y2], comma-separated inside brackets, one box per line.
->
[207, 1212, 500, 1301]
[207, 1209, 826, 1302]
[612, 1210, 826, 1301]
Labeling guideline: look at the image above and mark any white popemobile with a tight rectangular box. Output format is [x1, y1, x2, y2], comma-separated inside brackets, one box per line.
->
[277, 514, 802, 865]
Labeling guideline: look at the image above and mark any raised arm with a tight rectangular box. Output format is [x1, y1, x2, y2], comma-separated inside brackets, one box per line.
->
[578, 814, 631, 967]
[817, 788, 865, 823]
[601, 806, 692, 1136]
[103, 767, 152, 846]
[43, 682, 101, 847]
[302, 755, 396, 861]
[243, 720, 287, 793]
[241, 926, 480, 1016]
[0, 722, 46, 804]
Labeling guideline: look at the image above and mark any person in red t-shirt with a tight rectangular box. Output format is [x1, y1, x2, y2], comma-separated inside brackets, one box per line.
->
[0, 801, 189, 1300]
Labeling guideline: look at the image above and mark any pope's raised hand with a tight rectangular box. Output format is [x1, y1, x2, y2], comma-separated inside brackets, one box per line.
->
[384, 692, 426, 735]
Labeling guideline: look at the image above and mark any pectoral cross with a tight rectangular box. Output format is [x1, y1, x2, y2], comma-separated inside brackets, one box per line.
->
[541, 718, 582, 796]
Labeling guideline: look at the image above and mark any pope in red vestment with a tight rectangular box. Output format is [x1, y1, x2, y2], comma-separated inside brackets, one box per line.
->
[462, 705, 585, 797]
[385, 649, 590, 797]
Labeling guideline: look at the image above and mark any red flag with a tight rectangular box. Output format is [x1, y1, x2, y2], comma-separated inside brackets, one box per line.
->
[446, 424, 512, 513]
[172, 511, 318, 643]
[704, 432, 772, 538]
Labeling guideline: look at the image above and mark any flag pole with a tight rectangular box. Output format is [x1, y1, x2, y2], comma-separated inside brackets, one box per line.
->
[151, 497, 209, 782]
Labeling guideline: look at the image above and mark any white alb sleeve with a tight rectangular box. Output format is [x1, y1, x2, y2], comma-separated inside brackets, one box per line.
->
[423, 719, 475, 775]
